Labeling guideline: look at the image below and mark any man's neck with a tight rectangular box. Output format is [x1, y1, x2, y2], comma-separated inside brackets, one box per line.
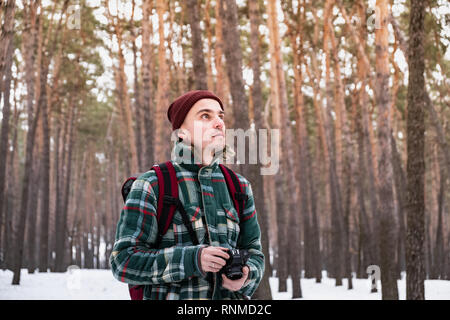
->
[201, 151, 214, 166]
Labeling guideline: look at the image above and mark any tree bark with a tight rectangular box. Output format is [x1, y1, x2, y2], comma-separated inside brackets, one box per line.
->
[375, 0, 399, 300]
[186, 0, 208, 89]
[141, 0, 155, 169]
[213, 1, 232, 127]
[405, 0, 426, 300]
[266, 0, 302, 298]
[248, 0, 272, 300]
[113, 18, 139, 174]
[0, 0, 15, 256]
[154, 0, 171, 161]
[130, 1, 144, 171]
[12, 0, 41, 284]
[204, 0, 215, 91]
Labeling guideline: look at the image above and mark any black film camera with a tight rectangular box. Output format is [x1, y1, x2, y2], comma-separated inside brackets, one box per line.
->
[220, 249, 250, 280]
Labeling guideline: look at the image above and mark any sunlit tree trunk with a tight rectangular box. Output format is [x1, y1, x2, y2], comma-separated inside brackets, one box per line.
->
[187, 0, 207, 89]
[375, 0, 399, 300]
[130, 0, 143, 170]
[323, 0, 344, 286]
[141, 0, 155, 169]
[155, 0, 171, 161]
[12, 0, 41, 284]
[113, 18, 139, 174]
[248, 0, 272, 300]
[204, 0, 215, 91]
[215, 0, 233, 128]
[267, 0, 302, 298]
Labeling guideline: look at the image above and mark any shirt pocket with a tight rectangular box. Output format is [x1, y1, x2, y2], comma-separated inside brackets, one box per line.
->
[172, 204, 205, 245]
[221, 203, 241, 248]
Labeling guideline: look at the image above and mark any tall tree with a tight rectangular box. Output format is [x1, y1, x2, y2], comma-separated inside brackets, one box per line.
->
[405, 0, 426, 300]
[38, 0, 70, 273]
[0, 0, 16, 256]
[130, 0, 144, 170]
[109, 10, 139, 174]
[186, 0, 208, 89]
[267, 0, 302, 298]
[374, 0, 399, 300]
[12, 0, 41, 285]
[154, 0, 171, 161]
[141, 0, 155, 169]
[248, 0, 272, 300]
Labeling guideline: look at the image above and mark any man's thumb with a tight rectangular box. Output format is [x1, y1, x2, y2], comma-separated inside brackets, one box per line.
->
[243, 265, 249, 274]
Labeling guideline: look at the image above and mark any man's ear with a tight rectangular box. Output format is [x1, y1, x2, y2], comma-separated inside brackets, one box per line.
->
[178, 128, 186, 141]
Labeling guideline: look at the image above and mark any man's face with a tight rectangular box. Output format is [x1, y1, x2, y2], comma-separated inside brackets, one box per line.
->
[178, 98, 226, 154]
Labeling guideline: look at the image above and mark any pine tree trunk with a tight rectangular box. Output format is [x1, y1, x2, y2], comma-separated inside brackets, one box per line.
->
[204, 0, 215, 91]
[405, 0, 426, 300]
[27, 150, 41, 274]
[391, 133, 407, 276]
[283, 1, 312, 283]
[219, 0, 248, 132]
[375, 0, 399, 300]
[130, 11, 143, 171]
[323, 0, 345, 286]
[187, 0, 207, 89]
[114, 21, 139, 174]
[37, 55, 51, 273]
[0, 32, 14, 259]
[266, 0, 302, 298]
[213, 1, 232, 127]
[248, 0, 272, 300]
[0, 0, 16, 256]
[2, 93, 19, 270]
[141, 0, 155, 169]
[154, 0, 171, 161]
[12, 1, 41, 284]
[355, 76, 375, 281]
[432, 167, 445, 279]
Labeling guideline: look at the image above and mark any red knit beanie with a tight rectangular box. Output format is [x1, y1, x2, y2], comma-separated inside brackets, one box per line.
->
[167, 90, 224, 131]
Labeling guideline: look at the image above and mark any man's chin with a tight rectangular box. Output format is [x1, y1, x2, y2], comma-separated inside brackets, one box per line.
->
[203, 141, 225, 152]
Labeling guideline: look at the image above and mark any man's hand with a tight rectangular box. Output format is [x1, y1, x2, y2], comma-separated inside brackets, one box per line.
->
[200, 246, 230, 273]
[221, 266, 250, 292]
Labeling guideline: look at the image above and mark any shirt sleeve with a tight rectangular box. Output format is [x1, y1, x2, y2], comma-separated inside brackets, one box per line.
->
[109, 172, 204, 285]
[235, 177, 265, 298]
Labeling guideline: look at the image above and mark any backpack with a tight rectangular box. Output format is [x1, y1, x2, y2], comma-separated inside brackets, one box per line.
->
[120, 161, 248, 300]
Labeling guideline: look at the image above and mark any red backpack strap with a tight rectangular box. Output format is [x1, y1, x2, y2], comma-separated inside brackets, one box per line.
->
[152, 161, 179, 247]
[219, 164, 248, 220]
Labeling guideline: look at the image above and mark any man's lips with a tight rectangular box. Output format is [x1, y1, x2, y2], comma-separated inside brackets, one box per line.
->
[212, 133, 224, 138]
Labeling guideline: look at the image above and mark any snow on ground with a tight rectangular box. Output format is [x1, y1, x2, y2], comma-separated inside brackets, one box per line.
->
[269, 272, 450, 300]
[0, 269, 449, 300]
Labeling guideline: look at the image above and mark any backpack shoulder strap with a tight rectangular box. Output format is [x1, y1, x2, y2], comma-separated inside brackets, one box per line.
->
[219, 164, 248, 221]
[153, 161, 179, 247]
[121, 161, 199, 248]
[153, 161, 199, 247]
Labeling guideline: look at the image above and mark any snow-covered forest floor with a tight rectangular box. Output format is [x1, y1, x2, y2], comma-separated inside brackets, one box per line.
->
[1, 269, 449, 300]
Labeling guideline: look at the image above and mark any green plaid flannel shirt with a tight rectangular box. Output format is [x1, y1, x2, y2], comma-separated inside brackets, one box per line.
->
[110, 141, 264, 300]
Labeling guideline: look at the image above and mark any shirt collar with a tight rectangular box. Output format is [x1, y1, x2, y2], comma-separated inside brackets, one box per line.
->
[172, 140, 222, 173]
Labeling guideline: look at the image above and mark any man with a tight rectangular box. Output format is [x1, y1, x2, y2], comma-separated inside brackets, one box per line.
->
[110, 90, 264, 300]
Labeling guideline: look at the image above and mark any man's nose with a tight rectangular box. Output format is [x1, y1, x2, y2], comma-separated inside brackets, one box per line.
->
[213, 116, 224, 129]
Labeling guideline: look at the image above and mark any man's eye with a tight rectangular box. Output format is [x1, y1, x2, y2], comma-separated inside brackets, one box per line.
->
[201, 114, 209, 119]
